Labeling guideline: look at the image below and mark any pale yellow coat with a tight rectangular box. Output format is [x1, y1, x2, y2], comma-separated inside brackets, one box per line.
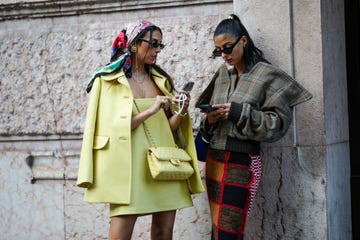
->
[77, 67, 204, 204]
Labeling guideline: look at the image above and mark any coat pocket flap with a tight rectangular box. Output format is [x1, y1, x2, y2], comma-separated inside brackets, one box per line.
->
[93, 135, 109, 150]
[148, 147, 192, 161]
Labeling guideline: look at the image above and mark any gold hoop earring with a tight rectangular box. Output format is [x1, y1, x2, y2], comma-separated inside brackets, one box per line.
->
[131, 45, 137, 53]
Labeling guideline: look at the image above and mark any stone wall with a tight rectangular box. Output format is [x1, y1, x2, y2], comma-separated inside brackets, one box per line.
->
[0, 0, 353, 239]
[0, 1, 231, 239]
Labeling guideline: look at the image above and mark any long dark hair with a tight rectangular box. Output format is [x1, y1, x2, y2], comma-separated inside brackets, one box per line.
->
[130, 25, 175, 92]
[214, 14, 269, 71]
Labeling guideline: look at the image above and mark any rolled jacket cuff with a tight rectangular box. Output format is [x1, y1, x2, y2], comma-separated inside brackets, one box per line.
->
[228, 101, 243, 123]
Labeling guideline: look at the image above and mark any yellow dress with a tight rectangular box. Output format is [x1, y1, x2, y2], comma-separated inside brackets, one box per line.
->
[110, 98, 193, 216]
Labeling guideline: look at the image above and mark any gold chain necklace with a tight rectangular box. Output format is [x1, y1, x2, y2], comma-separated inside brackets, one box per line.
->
[131, 76, 147, 98]
[132, 72, 147, 83]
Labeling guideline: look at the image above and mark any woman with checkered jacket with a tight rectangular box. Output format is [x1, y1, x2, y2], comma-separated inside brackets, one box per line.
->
[196, 14, 312, 240]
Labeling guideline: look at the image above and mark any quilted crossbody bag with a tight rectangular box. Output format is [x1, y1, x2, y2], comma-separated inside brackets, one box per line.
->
[134, 100, 194, 180]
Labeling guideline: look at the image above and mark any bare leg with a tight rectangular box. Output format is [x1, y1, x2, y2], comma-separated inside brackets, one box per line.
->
[151, 210, 176, 240]
[108, 215, 138, 240]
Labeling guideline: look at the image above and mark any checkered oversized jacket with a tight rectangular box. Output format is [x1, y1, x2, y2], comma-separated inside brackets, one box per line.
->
[196, 62, 312, 154]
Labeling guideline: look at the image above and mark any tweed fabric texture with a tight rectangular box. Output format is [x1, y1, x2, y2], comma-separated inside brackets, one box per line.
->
[196, 62, 312, 150]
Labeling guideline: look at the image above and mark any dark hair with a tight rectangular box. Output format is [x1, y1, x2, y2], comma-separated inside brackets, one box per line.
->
[129, 25, 175, 91]
[214, 14, 269, 70]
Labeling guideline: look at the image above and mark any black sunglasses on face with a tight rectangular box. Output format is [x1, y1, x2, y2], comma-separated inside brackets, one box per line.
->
[212, 36, 241, 57]
[140, 39, 165, 49]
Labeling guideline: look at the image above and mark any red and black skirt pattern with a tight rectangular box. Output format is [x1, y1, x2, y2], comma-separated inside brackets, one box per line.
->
[205, 148, 262, 240]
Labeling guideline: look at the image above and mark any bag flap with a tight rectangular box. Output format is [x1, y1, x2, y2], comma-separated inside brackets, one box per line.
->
[149, 147, 192, 161]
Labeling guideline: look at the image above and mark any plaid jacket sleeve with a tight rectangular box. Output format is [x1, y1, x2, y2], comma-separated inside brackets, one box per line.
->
[227, 62, 312, 142]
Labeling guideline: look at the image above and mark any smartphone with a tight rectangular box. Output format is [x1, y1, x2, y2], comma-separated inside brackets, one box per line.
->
[196, 104, 213, 112]
[181, 81, 194, 92]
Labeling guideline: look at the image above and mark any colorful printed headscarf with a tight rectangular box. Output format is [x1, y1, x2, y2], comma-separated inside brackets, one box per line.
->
[110, 20, 154, 62]
[86, 20, 155, 93]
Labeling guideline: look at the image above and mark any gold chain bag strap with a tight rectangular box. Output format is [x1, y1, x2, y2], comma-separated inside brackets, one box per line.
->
[134, 100, 194, 180]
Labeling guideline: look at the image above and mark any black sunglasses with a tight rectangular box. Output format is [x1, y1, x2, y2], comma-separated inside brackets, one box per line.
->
[212, 36, 241, 57]
[140, 39, 165, 49]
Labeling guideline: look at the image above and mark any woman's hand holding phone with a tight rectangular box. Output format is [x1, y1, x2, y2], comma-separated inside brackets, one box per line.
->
[197, 104, 213, 113]
[201, 103, 231, 125]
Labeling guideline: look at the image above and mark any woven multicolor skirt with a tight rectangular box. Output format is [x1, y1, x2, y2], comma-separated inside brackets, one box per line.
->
[205, 149, 262, 240]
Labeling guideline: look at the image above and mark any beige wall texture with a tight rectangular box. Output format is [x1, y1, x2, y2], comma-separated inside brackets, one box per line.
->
[0, 0, 352, 239]
[0, 1, 230, 239]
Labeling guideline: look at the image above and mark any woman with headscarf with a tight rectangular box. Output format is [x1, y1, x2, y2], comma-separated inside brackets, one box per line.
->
[77, 20, 204, 240]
